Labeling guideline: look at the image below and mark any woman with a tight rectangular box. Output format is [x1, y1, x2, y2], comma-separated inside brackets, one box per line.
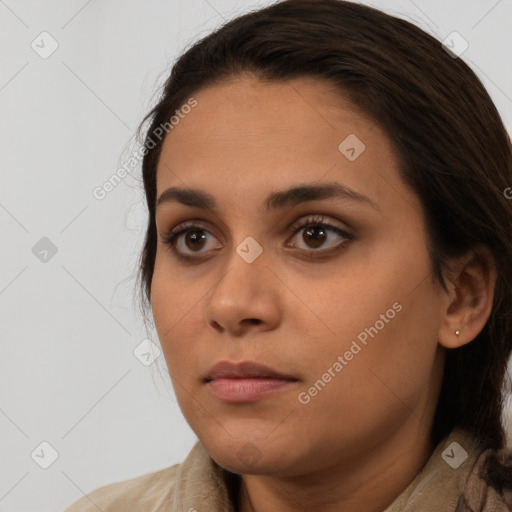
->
[64, 0, 512, 510]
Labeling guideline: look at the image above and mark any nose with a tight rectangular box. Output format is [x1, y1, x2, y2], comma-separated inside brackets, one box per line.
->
[203, 246, 282, 337]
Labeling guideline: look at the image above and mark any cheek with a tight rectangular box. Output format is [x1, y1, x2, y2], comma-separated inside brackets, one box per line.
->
[151, 253, 190, 333]
[150, 263, 206, 378]
[298, 306, 439, 445]
[150, 274, 172, 339]
[150, 264, 184, 358]
[297, 258, 441, 409]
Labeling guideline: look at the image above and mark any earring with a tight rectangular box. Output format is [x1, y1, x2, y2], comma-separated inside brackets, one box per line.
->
[455, 329, 461, 336]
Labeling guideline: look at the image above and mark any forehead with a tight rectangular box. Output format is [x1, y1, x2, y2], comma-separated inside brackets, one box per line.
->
[155, 74, 418, 215]
[162, 74, 369, 148]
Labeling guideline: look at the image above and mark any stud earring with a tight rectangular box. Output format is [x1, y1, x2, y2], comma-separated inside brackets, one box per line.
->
[455, 329, 461, 336]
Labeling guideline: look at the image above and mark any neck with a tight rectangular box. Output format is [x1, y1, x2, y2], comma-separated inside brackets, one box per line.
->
[237, 422, 435, 512]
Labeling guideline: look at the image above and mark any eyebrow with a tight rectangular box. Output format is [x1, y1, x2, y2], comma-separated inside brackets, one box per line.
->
[155, 181, 380, 212]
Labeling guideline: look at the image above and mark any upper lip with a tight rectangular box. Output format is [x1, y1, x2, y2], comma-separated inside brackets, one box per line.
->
[204, 361, 297, 381]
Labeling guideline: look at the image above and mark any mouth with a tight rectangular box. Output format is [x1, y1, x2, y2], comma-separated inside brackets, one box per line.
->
[205, 377, 298, 403]
[204, 360, 299, 403]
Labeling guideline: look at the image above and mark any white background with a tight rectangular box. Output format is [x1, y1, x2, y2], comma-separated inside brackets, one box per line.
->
[0, 1, 511, 510]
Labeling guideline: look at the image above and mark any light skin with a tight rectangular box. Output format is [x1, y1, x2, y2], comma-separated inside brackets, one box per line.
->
[150, 74, 497, 512]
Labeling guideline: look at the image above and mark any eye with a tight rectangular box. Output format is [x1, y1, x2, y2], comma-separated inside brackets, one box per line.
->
[285, 214, 353, 255]
[159, 214, 354, 262]
[159, 220, 221, 262]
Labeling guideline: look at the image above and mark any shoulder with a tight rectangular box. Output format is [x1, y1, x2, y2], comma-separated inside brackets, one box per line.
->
[62, 440, 226, 512]
[63, 463, 180, 512]
[456, 443, 512, 511]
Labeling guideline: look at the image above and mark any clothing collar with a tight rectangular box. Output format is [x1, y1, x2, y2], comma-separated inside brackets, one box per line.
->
[170, 428, 489, 512]
[383, 428, 482, 511]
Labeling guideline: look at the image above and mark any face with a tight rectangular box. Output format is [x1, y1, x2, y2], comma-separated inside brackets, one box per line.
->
[151, 74, 448, 477]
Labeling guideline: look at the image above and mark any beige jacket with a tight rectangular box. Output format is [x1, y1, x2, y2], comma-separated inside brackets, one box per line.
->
[64, 428, 512, 511]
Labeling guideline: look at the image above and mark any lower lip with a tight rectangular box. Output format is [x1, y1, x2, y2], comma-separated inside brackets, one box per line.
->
[206, 377, 296, 402]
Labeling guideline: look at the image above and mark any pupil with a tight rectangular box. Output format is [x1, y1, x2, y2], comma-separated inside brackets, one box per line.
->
[305, 226, 325, 248]
[186, 230, 206, 250]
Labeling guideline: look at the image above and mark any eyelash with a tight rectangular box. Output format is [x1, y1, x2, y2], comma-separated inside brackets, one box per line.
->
[160, 214, 354, 262]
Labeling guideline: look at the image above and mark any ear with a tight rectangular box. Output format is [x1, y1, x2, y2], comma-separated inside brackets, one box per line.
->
[438, 245, 497, 349]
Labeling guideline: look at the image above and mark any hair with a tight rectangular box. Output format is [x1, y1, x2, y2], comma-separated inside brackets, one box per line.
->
[135, 0, 512, 491]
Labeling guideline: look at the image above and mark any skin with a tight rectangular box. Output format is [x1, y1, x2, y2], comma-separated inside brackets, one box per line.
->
[151, 74, 497, 512]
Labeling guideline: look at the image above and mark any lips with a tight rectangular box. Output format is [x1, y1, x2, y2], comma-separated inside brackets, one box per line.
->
[204, 360, 299, 403]
[204, 360, 297, 381]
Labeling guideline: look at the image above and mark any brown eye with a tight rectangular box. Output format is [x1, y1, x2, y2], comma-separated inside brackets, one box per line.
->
[287, 215, 353, 253]
[183, 229, 208, 251]
[302, 225, 327, 249]
[161, 214, 354, 263]
[160, 222, 222, 261]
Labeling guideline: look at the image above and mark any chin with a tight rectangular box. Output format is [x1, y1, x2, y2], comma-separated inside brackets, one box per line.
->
[209, 445, 281, 475]
[200, 432, 298, 476]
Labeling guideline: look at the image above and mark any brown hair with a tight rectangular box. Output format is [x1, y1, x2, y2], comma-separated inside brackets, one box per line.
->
[135, 0, 512, 488]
